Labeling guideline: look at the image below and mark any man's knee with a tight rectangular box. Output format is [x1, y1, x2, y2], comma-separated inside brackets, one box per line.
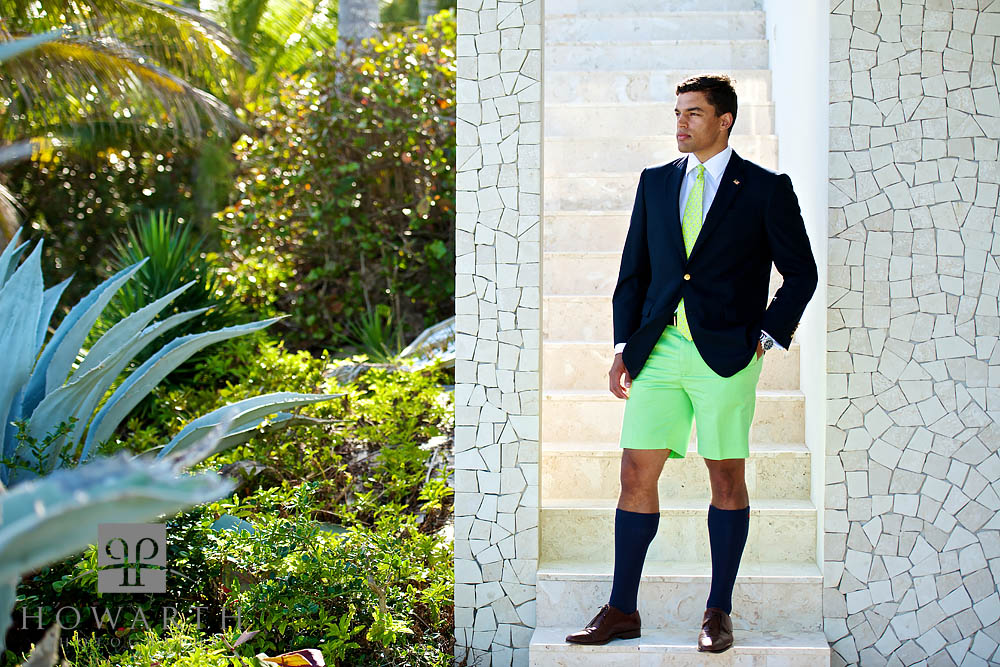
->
[620, 450, 669, 492]
[705, 459, 746, 491]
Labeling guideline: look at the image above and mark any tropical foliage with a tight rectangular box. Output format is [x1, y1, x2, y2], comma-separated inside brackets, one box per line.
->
[0, 226, 338, 486]
[90, 209, 248, 384]
[0, 1, 249, 150]
[0, 3, 456, 665]
[216, 10, 456, 350]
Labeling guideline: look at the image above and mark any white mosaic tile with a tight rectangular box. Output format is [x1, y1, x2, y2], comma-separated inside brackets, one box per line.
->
[456, 1, 539, 664]
[827, 3, 1000, 665]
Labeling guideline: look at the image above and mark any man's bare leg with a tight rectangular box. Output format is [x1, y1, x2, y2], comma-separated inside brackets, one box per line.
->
[566, 447, 674, 644]
[606, 447, 671, 614]
[618, 447, 672, 511]
[699, 456, 750, 652]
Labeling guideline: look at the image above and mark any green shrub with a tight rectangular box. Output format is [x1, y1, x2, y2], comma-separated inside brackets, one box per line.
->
[122, 332, 453, 531]
[14, 481, 454, 667]
[199, 483, 454, 665]
[216, 10, 456, 352]
[65, 616, 251, 667]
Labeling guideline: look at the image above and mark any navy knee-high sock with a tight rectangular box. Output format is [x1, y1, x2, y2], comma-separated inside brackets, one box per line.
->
[608, 507, 660, 614]
[706, 503, 750, 615]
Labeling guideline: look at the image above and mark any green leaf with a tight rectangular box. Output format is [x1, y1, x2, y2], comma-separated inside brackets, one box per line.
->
[84, 316, 285, 453]
[0, 240, 45, 471]
[156, 393, 340, 460]
[0, 29, 64, 64]
[22, 259, 149, 418]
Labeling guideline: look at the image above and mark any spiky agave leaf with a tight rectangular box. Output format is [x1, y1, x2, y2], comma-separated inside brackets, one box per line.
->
[0, 416, 239, 654]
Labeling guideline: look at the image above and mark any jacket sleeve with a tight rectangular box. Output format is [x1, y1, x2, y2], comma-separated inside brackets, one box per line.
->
[612, 167, 651, 347]
[759, 172, 818, 350]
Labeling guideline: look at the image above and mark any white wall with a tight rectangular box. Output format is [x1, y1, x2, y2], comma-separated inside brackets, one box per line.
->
[762, 0, 830, 596]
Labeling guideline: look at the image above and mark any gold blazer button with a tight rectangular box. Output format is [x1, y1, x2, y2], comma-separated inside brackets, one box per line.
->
[683, 273, 691, 281]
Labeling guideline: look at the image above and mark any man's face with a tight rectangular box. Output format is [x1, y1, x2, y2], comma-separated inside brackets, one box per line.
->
[675, 90, 731, 153]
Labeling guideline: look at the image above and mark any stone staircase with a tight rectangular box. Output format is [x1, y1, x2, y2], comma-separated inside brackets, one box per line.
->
[532, 0, 830, 664]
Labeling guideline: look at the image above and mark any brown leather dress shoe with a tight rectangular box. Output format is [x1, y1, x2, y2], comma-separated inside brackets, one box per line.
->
[565, 603, 641, 645]
[697, 607, 734, 652]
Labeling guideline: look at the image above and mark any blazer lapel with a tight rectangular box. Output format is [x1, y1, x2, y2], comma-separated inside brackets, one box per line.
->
[687, 150, 746, 262]
[663, 158, 686, 262]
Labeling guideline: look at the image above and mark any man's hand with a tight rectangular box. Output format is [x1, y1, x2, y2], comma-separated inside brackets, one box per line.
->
[610, 353, 632, 399]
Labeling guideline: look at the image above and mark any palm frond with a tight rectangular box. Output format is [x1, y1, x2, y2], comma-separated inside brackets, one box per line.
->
[0, 32, 245, 145]
[211, 0, 336, 102]
[0, 28, 64, 63]
[1, 0, 253, 74]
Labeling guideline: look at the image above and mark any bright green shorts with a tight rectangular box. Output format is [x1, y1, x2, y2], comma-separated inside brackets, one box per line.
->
[618, 323, 763, 460]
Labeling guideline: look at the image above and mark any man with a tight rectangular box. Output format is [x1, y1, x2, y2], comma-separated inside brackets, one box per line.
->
[564, 74, 818, 652]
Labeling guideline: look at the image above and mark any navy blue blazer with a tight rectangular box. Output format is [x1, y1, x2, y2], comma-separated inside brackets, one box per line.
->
[612, 149, 819, 379]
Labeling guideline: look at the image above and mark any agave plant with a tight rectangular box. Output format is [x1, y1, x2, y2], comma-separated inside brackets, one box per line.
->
[0, 225, 340, 487]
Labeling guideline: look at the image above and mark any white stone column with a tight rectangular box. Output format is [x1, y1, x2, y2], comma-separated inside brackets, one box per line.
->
[826, 2, 1000, 665]
[454, 1, 541, 665]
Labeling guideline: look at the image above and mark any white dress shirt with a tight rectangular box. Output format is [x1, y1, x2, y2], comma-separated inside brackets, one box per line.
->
[614, 146, 784, 355]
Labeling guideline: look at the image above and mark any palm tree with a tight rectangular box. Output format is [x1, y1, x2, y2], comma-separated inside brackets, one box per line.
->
[208, 0, 338, 105]
[0, 0, 342, 248]
[0, 2, 252, 149]
[0, 3, 254, 247]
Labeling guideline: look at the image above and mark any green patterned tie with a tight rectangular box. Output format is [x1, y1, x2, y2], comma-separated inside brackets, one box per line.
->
[676, 163, 705, 341]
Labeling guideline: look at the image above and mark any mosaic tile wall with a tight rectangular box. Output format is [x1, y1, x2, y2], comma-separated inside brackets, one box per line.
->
[454, 0, 541, 665]
[826, 1, 1000, 664]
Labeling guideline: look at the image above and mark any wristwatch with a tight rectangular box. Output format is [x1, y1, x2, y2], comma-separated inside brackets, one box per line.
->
[759, 331, 774, 352]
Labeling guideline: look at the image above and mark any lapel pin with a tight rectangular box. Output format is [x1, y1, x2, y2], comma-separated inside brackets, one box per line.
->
[733, 179, 740, 185]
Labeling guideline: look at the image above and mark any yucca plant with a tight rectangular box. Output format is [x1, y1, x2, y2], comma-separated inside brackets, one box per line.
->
[0, 225, 341, 488]
[345, 302, 405, 363]
[92, 209, 247, 383]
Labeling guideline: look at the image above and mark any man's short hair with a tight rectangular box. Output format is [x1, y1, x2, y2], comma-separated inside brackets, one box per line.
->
[676, 74, 738, 135]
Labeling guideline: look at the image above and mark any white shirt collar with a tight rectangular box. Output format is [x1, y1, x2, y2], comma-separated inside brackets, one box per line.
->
[685, 145, 733, 182]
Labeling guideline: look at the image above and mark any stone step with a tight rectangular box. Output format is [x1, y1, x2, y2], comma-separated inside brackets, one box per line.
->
[541, 389, 805, 445]
[544, 69, 772, 105]
[535, 560, 823, 634]
[542, 295, 803, 349]
[541, 442, 811, 502]
[545, 0, 763, 17]
[539, 498, 817, 564]
[543, 212, 628, 253]
[541, 211, 789, 258]
[542, 251, 783, 297]
[546, 102, 774, 137]
[529, 627, 831, 666]
[545, 40, 769, 72]
[544, 134, 778, 173]
[546, 11, 765, 42]
[542, 340, 800, 391]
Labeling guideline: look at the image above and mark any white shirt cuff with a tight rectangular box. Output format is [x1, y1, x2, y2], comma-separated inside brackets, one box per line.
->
[614, 342, 626, 354]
